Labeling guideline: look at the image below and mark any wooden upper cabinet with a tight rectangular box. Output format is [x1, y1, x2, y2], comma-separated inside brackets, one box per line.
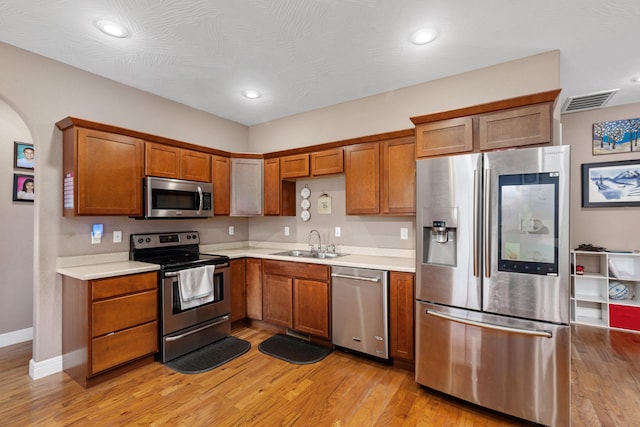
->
[311, 147, 344, 176]
[382, 137, 415, 215]
[280, 154, 310, 179]
[478, 103, 552, 151]
[345, 142, 381, 215]
[61, 127, 144, 216]
[212, 155, 230, 215]
[180, 149, 211, 182]
[264, 158, 281, 216]
[415, 116, 472, 158]
[145, 142, 211, 182]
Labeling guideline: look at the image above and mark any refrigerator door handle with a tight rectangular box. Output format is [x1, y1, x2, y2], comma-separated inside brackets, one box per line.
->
[473, 169, 479, 277]
[483, 168, 491, 278]
[425, 309, 553, 338]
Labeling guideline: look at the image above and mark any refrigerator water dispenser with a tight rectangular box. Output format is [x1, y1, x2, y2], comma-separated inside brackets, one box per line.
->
[422, 208, 457, 266]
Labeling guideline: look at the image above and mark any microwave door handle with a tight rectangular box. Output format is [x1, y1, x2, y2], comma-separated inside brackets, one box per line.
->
[483, 168, 491, 279]
[197, 186, 203, 215]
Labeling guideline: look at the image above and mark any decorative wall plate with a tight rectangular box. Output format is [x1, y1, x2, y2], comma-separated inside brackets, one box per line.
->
[301, 186, 311, 199]
[300, 210, 311, 221]
[301, 198, 311, 210]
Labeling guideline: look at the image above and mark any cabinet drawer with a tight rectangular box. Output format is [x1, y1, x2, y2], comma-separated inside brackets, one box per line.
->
[263, 260, 329, 281]
[610, 304, 640, 331]
[92, 272, 157, 300]
[92, 321, 158, 374]
[93, 290, 157, 337]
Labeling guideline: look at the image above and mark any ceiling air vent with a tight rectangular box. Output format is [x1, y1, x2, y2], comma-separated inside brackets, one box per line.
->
[561, 89, 618, 113]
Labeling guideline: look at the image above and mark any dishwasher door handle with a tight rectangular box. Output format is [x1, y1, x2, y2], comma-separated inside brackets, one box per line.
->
[331, 273, 380, 283]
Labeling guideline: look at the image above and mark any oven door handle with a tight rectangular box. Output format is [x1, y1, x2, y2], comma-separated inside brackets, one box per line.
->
[165, 315, 230, 342]
[164, 263, 229, 277]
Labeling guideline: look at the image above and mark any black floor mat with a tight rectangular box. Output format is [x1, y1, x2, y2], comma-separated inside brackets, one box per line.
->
[166, 336, 251, 374]
[258, 334, 332, 365]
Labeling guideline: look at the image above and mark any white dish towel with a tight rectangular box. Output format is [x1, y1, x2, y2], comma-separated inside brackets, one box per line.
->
[178, 265, 216, 310]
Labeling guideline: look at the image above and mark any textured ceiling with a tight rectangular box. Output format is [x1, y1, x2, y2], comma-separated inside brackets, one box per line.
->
[0, 0, 639, 126]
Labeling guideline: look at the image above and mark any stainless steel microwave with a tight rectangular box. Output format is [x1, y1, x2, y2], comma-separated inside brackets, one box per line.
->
[144, 177, 213, 218]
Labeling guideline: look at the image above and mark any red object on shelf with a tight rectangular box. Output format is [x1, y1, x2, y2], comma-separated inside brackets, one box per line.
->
[610, 304, 640, 331]
[576, 265, 584, 275]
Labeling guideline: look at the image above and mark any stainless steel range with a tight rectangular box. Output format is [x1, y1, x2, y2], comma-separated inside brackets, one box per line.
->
[130, 231, 231, 363]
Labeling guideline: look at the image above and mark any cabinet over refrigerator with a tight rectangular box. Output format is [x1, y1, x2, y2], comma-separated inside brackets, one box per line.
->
[415, 146, 570, 427]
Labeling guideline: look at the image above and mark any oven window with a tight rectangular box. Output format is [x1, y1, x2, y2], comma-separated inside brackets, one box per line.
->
[173, 270, 225, 314]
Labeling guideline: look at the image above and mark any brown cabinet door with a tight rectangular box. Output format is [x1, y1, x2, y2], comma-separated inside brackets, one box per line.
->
[75, 128, 144, 216]
[311, 147, 343, 176]
[212, 155, 231, 215]
[382, 137, 415, 215]
[92, 290, 158, 337]
[345, 142, 381, 215]
[91, 321, 158, 374]
[478, 103, 552, 151]
[230, 259, 246, 322]
[293, 278, 330, 339]
[389, 272, 415, 361]
[262, 273, 293, 328]
[181, 149, 211, 182]
[263, 158, 281, 215]
[280, 154, 310, 178]
[415, 116, 473, 158]
[145, 142, 180, 178]
[245, 258, 263, 320]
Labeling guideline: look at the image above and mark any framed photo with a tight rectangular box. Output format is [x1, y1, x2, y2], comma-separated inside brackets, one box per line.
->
[14, 142, 34, 170]
[581, 159, 640, 207]
[592, 118, 640, 155]
[12, 174, 34, 202]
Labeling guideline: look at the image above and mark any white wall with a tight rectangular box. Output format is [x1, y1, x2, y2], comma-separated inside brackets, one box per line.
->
[0, 41, 560, 373]
[0, 100, 33, 337]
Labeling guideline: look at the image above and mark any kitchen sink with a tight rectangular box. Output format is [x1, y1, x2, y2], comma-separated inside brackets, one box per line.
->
[271, 250, 347, 259]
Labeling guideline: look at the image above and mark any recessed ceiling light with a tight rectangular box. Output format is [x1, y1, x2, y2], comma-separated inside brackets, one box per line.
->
[96, 20, 129, 38]
[410, 28, 439, 45]
[242, 90, 262, 99]
[633, 76, 640, 83]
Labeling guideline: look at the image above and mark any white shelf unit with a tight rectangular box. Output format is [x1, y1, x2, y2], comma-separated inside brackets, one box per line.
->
[571, 250, 640, 332]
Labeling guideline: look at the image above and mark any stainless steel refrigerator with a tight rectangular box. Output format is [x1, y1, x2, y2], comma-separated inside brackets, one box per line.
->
[415, 145, 570, 427]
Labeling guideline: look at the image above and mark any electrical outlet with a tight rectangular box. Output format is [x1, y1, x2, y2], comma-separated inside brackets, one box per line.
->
[284, 226, 290, 236]
[335, 227, 341, 237]
[229, 226, 234, 236]
[401, 228, 408, 240]
[113, 230, 122, 243]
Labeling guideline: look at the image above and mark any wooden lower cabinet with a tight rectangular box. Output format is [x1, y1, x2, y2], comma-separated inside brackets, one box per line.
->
[389, 271, 415, 362]
[245, 258, 263, 320]
[230, 258, 246, 322]
[62, 271, 158, 387]
[262, 260, 330, 339]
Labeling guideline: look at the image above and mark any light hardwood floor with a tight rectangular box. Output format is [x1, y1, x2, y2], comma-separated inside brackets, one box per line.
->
[1, 324, 639, 426]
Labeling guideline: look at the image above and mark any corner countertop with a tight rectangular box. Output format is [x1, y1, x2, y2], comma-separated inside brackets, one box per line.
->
[56, 241, 415, 281]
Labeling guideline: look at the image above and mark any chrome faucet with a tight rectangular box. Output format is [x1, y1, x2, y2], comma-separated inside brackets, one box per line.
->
[309, 229, 322, 253]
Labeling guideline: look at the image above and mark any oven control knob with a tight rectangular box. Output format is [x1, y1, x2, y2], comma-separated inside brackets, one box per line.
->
[192, 234, 197, 239]
[145, 237, 151, 243]
[186, 235, 191, 240]
[137, 238, 144, 244]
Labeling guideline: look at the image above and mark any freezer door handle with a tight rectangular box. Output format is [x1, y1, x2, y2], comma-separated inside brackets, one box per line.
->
[473, 169, 480, 277]
[331, 273, 380, 283]
[483, 168, 491, 278]
[425, 310, 552, 338]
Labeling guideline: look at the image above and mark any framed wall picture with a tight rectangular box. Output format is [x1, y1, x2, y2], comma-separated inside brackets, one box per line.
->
[581, 159, 640, 207]
[14, 142, 34, 170]
[12, 174, 34, 202]
[592, 118, 640, 155]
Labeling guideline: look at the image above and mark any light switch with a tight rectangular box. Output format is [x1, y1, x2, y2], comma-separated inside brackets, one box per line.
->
[335, 227, 341, 237]
[113, 230, 122, 243]
[229, 226, 234, 236]
[284, 226, 290, 236]
[401, 228, 408, 240]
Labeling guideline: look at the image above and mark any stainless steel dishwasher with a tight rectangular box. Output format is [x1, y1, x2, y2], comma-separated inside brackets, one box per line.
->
[331, 266, 389, 360]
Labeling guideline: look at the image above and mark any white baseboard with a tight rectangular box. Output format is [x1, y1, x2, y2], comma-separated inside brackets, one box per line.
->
[0, 327, 33, 348]
[29, 355, 63, 380]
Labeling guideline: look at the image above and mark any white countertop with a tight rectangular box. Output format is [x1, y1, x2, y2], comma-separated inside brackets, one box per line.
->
[56, 241, 415, 280]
